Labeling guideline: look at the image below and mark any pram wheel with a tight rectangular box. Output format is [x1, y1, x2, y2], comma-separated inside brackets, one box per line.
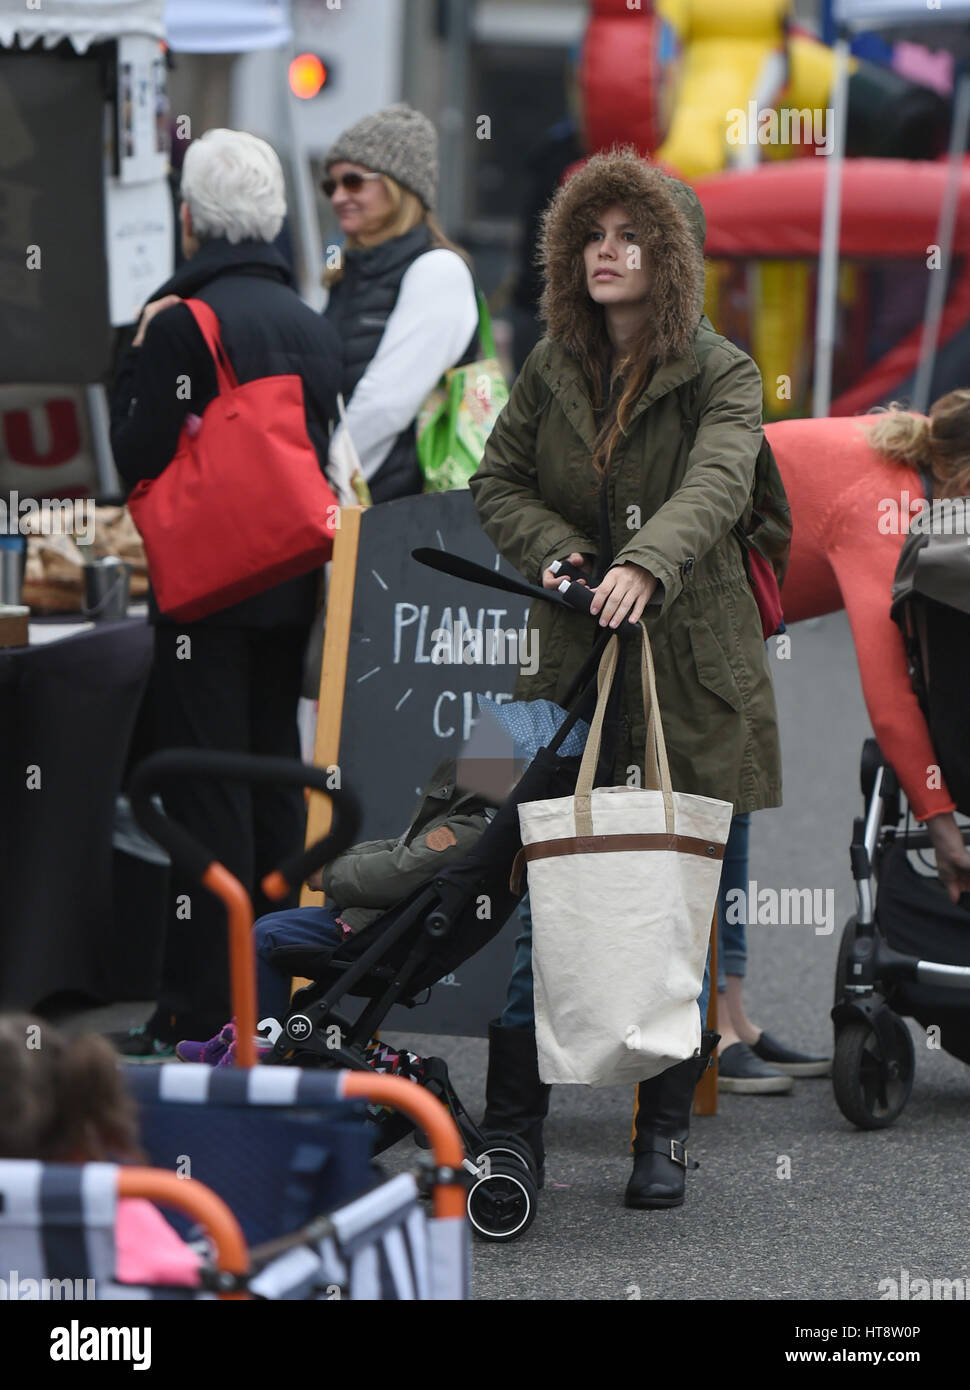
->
[467, 1158, 537, 1242]
[476, 1134, 539, 1182]
[832, 1016, 915, 1130]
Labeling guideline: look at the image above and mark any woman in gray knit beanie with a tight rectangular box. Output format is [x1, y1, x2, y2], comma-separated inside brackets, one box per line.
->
[322, 104, 480, 502]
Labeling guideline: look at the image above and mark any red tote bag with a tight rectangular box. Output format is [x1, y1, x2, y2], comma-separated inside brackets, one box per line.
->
[128, 298, 338, 622]
[747, 546, 786, 640]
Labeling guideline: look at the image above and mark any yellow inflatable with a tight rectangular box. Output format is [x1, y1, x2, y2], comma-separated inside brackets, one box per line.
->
[654, 0, 790, 179]
[653, 1, 854, 416]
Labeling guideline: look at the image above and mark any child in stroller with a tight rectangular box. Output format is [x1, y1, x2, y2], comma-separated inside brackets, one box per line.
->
[177, 757, 497, 1073]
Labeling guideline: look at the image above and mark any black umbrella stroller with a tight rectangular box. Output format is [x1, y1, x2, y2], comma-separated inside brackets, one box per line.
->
[265, 550, 624, 1241]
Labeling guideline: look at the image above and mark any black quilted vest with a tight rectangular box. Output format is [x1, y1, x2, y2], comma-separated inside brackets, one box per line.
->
[325, 225, 478, 502]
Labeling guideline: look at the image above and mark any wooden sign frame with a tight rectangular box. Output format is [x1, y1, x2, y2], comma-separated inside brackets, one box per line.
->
[301, 505, 362, 906]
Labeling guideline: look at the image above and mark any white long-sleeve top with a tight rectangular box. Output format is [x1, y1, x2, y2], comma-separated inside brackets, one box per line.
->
[330, 248, 480, 483]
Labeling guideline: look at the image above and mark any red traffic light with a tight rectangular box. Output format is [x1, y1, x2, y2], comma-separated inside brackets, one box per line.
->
[289, 53, 328, 99]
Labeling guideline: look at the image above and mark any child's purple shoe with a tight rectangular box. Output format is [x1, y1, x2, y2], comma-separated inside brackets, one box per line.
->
[175, 1022, 236, 1065]
[215, 1034, 274, 1068]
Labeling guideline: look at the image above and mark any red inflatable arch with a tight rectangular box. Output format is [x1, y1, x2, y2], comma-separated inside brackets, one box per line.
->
[580, 0, 671, 157]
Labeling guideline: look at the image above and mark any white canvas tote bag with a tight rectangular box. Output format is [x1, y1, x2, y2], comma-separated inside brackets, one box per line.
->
[513, 624, 733, 1086]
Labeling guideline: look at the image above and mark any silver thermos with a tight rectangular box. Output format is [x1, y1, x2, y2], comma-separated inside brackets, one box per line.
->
[0, 536, 25, 606]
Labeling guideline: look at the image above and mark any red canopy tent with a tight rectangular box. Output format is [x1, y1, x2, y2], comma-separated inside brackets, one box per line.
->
[693, 157, 970, 415]
[694, 157, 970, 260]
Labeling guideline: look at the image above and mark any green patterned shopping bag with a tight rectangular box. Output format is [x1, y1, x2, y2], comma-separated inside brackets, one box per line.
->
[416, 292, 509, 492]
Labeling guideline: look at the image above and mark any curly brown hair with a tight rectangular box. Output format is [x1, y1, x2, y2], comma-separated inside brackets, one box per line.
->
[0, 1014, 142, 1163]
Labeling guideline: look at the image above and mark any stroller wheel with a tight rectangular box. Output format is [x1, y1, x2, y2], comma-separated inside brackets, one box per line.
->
[832, 1016, 914, 1130]
[476, 1133, 539, 1182]
[467, 1159, 537, 1242]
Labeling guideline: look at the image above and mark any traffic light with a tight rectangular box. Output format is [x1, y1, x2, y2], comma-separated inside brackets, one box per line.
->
[288, 53, 331, 100]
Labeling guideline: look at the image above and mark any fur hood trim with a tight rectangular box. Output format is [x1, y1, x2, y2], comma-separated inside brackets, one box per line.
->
[537, 147, 706, 364]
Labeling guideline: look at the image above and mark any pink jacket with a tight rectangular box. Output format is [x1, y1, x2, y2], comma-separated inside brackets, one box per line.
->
[115, 1198, 201, 1288]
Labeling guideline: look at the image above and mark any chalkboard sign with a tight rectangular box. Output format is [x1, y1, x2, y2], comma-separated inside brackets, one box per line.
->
[309, 490, 532, 1036]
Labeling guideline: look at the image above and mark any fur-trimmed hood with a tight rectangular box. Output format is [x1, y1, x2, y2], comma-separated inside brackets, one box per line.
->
[537, 147, 706, 365]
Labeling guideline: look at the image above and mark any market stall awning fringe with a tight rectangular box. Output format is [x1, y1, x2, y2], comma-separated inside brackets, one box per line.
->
[0, 0, 165, 52]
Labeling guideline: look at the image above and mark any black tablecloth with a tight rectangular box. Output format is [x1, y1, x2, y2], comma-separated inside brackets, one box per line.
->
[0, 621, 154, 1010]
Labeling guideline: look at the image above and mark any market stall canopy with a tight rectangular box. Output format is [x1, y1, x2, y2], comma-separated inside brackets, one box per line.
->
[694, 157, 970, 260]
[163, 0, 292, 53]
[0, 0, 164, 51]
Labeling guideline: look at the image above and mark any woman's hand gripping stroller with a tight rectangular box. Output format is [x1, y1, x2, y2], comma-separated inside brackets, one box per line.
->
[925, 813, 970, 906]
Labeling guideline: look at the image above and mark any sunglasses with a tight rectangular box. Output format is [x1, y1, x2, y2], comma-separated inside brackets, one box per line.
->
[321, 171, 383, 198]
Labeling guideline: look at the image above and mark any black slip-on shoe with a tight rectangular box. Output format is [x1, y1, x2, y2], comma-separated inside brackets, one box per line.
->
[717, 1042, 794, 1094]
[750, 1028, 828, 1078]
[752, 1030, 831, 1077]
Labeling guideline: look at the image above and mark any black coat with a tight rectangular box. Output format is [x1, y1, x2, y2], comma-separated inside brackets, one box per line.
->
[324, 226, 480, 503]
[323, 226, 431, 503]
[110, 239, 341, 628]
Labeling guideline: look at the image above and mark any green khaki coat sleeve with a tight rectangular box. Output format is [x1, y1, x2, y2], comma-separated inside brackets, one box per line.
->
[320, 813, 488, 911]
[320, 838, 399, 909]
[613, 346, 764, 616]
[470, 355, 597, 584]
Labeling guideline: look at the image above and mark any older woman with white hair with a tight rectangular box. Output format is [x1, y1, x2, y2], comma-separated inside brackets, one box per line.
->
[110, 128, 342, 1058]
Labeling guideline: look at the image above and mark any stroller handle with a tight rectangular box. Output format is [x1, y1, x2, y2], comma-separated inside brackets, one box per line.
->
[129, 750, 360, 892]
[897, 827, 970, 852]
[411, 546, 643, 625]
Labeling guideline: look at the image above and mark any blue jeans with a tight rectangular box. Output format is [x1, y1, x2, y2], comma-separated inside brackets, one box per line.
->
[717, 812, 750, 990]
[251, 907, 344, 1021]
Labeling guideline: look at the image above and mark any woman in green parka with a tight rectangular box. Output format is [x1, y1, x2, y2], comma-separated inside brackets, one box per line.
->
[469, 147, 784, 1210]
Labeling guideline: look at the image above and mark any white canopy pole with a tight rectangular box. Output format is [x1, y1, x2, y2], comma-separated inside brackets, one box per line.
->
[811, 32, 851, 418]
[911, 70, 970, 415]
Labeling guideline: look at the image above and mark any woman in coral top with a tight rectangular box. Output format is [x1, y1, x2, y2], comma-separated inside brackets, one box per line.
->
[771, 393, 970, 885]
[717, 394, 970, 1089]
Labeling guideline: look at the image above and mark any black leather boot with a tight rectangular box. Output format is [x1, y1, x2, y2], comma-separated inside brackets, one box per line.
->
[481, 1020, 551, 1187]
[624, 1030, 720, 1210]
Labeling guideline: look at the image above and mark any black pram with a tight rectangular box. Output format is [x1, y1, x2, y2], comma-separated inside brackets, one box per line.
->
[832, 739, 970, 1129]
